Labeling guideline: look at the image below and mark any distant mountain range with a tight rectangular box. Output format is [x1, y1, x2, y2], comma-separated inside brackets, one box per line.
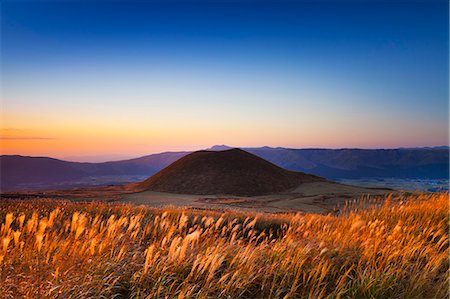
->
[1, 145, 448, 192]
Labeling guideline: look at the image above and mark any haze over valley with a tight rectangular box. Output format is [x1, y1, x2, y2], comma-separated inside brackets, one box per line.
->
[1, 145, 448, 192]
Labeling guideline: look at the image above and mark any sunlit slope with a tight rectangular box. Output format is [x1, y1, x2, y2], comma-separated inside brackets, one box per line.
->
[0, 193, 447, 298]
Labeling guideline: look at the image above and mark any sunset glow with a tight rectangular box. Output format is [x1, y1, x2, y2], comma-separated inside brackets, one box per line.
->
[1, 1, 448, 161]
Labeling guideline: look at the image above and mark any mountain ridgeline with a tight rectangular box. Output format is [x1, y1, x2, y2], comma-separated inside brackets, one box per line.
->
[1, 146, 448, 192]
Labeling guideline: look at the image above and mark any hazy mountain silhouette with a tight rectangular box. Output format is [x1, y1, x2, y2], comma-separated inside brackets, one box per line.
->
[1, 146, 448, 192]
[0, 152, 188, 192]
[134, 148, 324, 196]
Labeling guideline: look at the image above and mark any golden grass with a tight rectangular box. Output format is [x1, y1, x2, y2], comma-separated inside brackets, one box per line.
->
[0, 193, 448, 298]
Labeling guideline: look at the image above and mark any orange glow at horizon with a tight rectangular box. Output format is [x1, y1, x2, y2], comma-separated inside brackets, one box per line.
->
[1, 119, 447, 162]
[2, 98, 448, 162]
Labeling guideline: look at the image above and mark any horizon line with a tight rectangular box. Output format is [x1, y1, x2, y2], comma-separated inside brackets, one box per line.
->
[1, 144, 449, 163]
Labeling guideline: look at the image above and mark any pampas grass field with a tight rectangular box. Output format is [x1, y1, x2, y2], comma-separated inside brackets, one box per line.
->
[0, 193, 448, 298]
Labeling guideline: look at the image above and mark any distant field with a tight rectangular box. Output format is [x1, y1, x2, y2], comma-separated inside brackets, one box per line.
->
[0, 193, 447, 298]
[118, 181, 392, 213]
[336, 178, 449, 192]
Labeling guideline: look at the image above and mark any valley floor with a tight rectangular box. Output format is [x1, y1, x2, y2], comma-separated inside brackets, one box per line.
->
[1, 181, 393, 214]
[120, 181, 391, 213]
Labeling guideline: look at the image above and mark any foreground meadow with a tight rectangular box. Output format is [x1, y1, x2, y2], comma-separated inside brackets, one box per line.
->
[0, 193, 448, 298]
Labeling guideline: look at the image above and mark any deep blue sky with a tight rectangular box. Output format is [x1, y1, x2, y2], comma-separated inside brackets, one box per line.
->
[1, 0, 449, 160]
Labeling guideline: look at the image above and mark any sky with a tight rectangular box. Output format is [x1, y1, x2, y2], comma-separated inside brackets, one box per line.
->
[1, 0, 448, 162]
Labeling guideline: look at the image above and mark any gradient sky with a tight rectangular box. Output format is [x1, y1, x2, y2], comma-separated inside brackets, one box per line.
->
[1, 0, 448, 162]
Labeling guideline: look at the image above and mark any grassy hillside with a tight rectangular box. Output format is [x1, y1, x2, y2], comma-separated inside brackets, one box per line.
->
[0, 193, 447, 298]
[135, 149, 323, 196]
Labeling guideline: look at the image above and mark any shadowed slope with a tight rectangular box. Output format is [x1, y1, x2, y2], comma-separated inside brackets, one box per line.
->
[135, 148, 324, 196]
